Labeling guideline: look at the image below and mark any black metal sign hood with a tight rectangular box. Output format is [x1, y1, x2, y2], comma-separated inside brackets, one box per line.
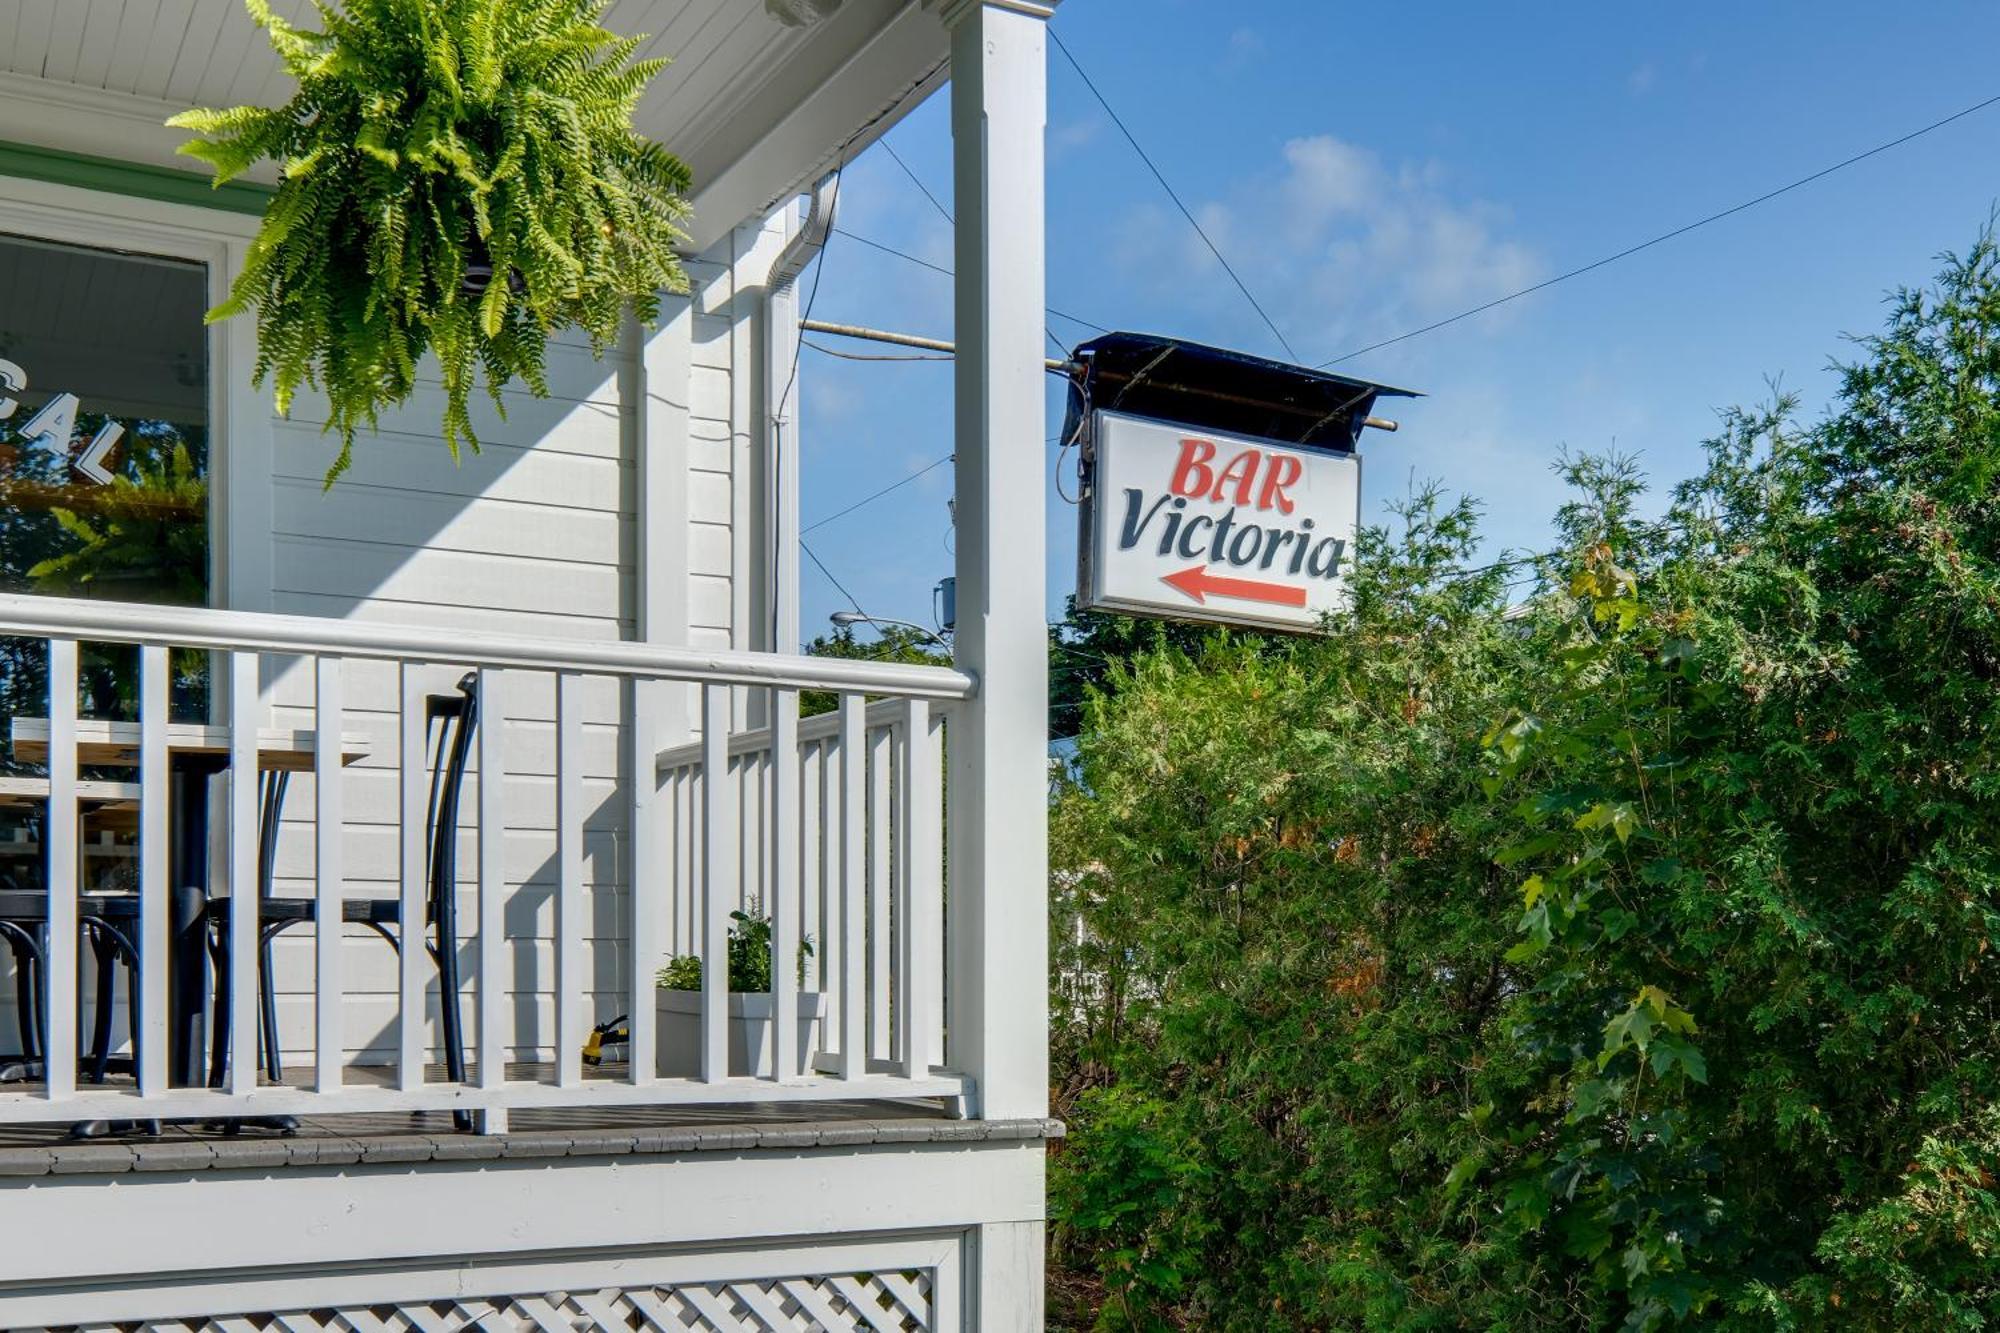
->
[1064, 331, 1419, 453]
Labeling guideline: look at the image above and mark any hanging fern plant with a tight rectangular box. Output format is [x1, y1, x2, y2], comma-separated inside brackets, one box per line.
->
[170, 0, 692, 481]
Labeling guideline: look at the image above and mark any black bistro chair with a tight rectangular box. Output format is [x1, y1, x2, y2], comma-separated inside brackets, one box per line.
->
[205, 672, 479, 1127]
[0, 810, 147, 1092]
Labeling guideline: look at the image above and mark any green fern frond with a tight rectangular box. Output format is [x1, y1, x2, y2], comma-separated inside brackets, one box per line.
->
[171, 0, 691, 483]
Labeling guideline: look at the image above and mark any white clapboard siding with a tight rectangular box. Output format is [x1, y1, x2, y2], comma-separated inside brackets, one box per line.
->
[235, 217, 785, 1065]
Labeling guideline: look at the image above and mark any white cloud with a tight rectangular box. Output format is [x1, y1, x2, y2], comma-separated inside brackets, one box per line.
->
[1051, 115, 1103, 157]
[1221, 27, 1265, 75]
[1628, 62, 1658, 96]
[1111, 133, 1543, 363]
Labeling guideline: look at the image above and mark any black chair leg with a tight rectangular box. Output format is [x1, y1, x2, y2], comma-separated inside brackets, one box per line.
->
[86, 929, 116, 1086]
[206, 927, 230, 1090]
[432, 932, 470, 1132]
[259, 928, 283, 1084]
[5, 931, 39, 1063]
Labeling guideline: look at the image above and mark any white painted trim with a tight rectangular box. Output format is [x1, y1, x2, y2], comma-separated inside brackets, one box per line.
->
[0, 176, 269, 611]
[0, 1070, 972, 1126]
[679, 2, 950, 253]
[0, 1142, 1036, 1320]
[971, 1219, 1048, 1328]
[732, 222, 764, 660]
[634, 301, 693, 651]
[0, 593, 976, 696]
[945, 1, 1051, 1121]
[933, 0, 1056, 19]
[0, 70, 280, 183]
[14, 1235, 969, 1329]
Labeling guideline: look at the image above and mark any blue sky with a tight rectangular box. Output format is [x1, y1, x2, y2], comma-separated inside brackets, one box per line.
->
[792, 1, 2000, 638]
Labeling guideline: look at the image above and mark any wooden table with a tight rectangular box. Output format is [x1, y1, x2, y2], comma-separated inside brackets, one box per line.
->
[9, 719, 368, 772]
[7, 717, 369, 1092]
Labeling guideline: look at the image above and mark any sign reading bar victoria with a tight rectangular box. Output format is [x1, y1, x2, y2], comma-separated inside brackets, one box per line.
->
[1079, 410, 1361, 632]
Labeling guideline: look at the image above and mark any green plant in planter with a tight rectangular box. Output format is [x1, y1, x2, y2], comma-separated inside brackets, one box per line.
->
[657, 907, 812, 994]
[170, 0, 693, 481]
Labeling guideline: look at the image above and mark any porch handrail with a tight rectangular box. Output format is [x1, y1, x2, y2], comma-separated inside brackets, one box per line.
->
[0, 594, 976, 700]
[654, 696, 910, 775]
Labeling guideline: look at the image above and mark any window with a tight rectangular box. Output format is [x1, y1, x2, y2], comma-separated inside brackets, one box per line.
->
[0, 233, 211, 607]
[0, 234, 213, 893]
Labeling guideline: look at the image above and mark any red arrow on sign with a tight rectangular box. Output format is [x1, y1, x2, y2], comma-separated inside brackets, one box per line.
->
[1160, 564, 1308, 609]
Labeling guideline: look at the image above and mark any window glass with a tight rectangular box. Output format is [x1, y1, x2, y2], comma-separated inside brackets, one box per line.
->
[0, 234, 211, 892]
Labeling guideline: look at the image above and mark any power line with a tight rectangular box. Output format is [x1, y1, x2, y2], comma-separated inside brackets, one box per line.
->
[1318, 89, 2000, 368]
[883, 140, 954, 228]
[870, 143, 1077, 358]
[835, 226, 949, 276]
[800, 538, 866, 611]
[803, 453, 954, 533]
[832, 227, 1111, 336]
[1049, 28, 1299, 362]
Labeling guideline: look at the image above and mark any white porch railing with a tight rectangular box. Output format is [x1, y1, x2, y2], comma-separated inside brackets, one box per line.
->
[655, 696, 946, 1082]
[0, 592, 972, 1127]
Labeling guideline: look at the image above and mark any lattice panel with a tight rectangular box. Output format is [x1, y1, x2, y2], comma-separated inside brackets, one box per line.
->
[56, 1271, 936, 1333]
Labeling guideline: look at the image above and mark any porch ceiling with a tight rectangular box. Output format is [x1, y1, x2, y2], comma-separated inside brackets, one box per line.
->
[0, 0, 950, 250]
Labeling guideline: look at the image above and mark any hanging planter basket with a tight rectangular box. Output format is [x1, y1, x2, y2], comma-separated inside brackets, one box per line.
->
[171, 0, 693, 482]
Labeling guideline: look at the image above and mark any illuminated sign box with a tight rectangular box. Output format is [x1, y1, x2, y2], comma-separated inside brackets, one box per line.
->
[1070, 333, 1416, 633]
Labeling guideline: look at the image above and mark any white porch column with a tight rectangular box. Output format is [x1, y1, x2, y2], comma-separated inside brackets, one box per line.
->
[945, 0, 1051, 1124]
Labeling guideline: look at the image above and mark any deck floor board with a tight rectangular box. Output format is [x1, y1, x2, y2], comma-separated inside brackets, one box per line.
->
[0, 1059, 954, 1156]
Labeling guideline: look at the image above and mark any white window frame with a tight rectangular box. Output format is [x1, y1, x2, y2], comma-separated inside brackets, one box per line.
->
[0, 175, 272, 612]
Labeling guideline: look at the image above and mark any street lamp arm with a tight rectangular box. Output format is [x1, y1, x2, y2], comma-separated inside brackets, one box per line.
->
[829, 610, 950, 647]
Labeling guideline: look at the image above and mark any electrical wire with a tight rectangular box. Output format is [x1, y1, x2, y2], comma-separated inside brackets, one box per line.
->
[831, 227, 1111, 335]
[1317, 89, 2000, 367]
[883, 140, 954, 228]
[877, 139, 1075, 358]
[803, 454, 955, 533]
[1049, 28, 1299, 363]
[800, 538, 867, 612]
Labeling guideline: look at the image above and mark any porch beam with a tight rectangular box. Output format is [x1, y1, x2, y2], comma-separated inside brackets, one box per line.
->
[944, 0, 1052, 1122]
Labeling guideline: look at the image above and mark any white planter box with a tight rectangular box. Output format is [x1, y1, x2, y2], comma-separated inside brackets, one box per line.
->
[655, 989, 827, 1080]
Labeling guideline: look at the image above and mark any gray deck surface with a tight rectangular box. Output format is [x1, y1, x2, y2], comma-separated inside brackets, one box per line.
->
[0, 1061, 1063, 1176]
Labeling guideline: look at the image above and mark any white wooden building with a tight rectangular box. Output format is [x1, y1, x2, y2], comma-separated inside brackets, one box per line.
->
[0, 1, 1054, 1327]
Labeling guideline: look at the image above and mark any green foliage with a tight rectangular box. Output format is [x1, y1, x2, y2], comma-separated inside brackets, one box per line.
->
[1048, 596, 1278, 740]
[656, 906, 811, 994]
[171, 0, 691, 480]
[1050, 236, 2000, 1328]
[1052, 485, 1542, 1328]
[1051, 1087, 1213, 1328]
[27, 434, 208, 603]
[802, 625, 952, 717]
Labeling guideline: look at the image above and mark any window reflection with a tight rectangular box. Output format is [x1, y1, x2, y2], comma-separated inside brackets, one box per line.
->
[0, 235, 212, 896]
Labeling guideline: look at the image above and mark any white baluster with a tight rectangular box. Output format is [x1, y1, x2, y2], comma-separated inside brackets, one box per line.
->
[899, 698, 940, 1080]
[927, 711, 948, 1069]
[869, 723, 893, 1064]
[43, 638, 77, 1104]
[475, 669, 508, 1122]
[627, 678, 661, 1090]
[838, 696, 867, 1080]
[800, 738, 823, 999]
[556, 672, 584, 1089]
[769, 688, 799, 1082]
[314, 655, 343, 1093]
[136, 644, 169, 1098]
[397, 665, 426, 1091]
[700, 684, 732, 1083]
[226, 650, 259, 1097]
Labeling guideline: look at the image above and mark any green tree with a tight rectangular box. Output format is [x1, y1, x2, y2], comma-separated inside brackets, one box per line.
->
[1050, 236, 2000, 1329]
[802, 624, 951, 717]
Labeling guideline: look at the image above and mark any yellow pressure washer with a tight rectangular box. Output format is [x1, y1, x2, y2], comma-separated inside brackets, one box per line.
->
[582, 1014, 629, 1067]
